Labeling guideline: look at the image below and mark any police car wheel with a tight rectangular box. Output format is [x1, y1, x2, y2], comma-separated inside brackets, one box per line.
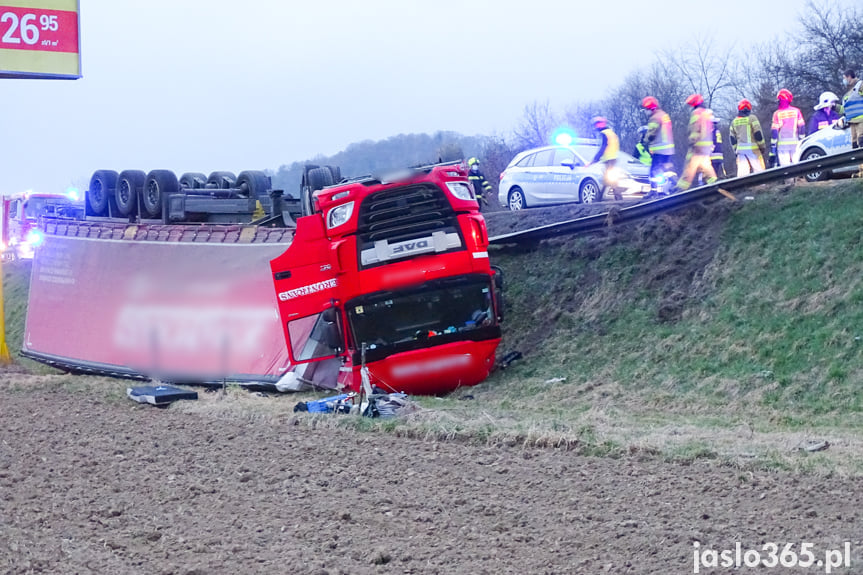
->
[579, 179, 601, 204]
[507, 187, 526, 211]
[801, 148, 828, 182]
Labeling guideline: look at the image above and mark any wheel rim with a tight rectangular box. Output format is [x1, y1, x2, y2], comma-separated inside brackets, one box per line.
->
[146, 181, 159, 207]
[582, 182, 598, 203]
[118, 180, 131, 205]
[803, 153, 823, 180]
[509, 190, 523, 210]
[92, 181, 104, 205]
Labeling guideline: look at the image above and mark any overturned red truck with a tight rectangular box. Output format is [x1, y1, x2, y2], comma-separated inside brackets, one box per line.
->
[22, 163, 503, 395]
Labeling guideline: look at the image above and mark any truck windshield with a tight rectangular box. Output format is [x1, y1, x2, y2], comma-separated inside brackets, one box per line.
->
[346, 275, 494, 353]
[24, 197, 71, 219]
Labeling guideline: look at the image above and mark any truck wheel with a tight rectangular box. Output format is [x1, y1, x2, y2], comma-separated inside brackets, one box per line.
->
[207, 171, 237, 189]
[180, 172, 207, 189]
[116, 170, 146, 216]
[236, 171, 270, 199]
[143, 170, 178, 219]
[88, 170, 118, 216]
[800, 148, 829, 182]
[326, 165, 342, 184]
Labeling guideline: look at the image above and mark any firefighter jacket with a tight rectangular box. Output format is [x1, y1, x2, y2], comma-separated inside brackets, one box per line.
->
[807, 108, 840, 134]
[841, 79, 863, 123]
[469, 168, 492, 198]
[730, 112, 766, 154]
[592, 128, 620, 163]
[688, 107, 714, 156]
[646, 109, 675, 156]
[634, 142, 651, 165]
[711, 129, 724, 162]
[771, 105, 805, 151]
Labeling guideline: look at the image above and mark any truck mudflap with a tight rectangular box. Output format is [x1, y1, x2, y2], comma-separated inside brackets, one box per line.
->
[24, 233, 313, 387]
[364, 339, 500, 396]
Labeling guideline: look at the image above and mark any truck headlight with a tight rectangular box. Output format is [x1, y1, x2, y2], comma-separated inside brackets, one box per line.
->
[327, 201, 354, 229]
[446, 182, 475, 201]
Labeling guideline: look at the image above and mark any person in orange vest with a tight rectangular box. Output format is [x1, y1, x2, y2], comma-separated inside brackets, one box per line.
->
[586, 116, 623, 201]
[641, 96, 675, 198]
[677, 94, 717, 191]
[729, 99, 767, 175]
[771, 89, 805, 167]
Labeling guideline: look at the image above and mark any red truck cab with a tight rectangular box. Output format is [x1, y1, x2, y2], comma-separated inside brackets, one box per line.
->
[2, 191, 79, 260]
[270, 161, 502, 395]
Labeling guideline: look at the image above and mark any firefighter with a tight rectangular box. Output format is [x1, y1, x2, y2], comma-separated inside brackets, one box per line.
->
[807, 91, 840, 135]
[729, 99, 767, 176]
[710, 116, 726, 179]
[839, 69, 863, 150]
[634, 126, 652, 166]
[586, 116, 623, 201]
[770, 89, 805, 167]
[467, 157, 492, 210]
[641, 96, 675, 198]
[677, 94, 717, 191]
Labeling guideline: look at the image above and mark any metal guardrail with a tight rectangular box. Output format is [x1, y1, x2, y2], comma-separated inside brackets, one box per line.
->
[489, 148, 863, 246]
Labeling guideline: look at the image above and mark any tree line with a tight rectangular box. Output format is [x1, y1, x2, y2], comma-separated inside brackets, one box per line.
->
[270, 1, 861, 209]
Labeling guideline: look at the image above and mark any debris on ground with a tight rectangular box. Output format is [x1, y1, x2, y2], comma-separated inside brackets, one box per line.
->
[293, 391, 419, 419]
[497, 350, 522, 369]
[544, 377, 567, 384]
[127, 385, 198, 406]
[797, 440, 830, 453]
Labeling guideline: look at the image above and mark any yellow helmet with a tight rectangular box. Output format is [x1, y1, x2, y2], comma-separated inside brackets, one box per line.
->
[467, 157, 480, 167]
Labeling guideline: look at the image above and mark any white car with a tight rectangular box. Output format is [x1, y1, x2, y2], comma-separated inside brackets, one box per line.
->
[497, 145, 650, 211]
[794, 122, 856, 182]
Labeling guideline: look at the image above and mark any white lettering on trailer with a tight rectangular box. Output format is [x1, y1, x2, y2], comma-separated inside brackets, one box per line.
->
[390, 354, 473, 378]
[278, 278, 338, 302]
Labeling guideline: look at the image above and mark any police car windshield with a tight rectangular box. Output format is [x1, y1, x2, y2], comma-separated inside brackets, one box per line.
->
[347, 275, 493, 350]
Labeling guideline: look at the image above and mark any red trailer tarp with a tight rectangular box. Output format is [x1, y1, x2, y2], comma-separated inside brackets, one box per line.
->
[24, 234, 294, 384]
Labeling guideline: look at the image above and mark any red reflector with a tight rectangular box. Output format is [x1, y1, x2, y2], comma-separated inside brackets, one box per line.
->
[499, 171, 506, 181]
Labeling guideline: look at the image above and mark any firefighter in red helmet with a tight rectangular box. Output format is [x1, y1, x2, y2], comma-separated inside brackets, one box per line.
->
[729, 99, 767, 175]
[771, 89, 805, 167]
[641, 96, 675, 198]
[678, 94, 717, 191]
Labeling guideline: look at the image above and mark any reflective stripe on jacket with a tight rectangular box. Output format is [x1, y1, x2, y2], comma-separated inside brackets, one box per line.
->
[688, 107, 714, 155]
[711, 130, 723, 161]
[635, 142, 651, 165]
[730, 114, 764, 152]
[646, 109, 675, 154]
[771, 107, 805, 148]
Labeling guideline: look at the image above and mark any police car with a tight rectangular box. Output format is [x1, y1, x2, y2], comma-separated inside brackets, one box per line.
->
[497, 145, 650, 210]
[793, 122, 856, 182]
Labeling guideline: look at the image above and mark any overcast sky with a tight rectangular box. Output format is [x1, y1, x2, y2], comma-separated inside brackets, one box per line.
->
[2, 0, 814, 195]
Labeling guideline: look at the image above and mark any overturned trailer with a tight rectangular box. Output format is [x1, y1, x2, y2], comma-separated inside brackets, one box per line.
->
[23, 163, 503, 394]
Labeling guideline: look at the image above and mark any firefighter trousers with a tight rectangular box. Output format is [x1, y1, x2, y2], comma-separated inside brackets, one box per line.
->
[735, 150, 765, 176]
[678, 153, 717, 191]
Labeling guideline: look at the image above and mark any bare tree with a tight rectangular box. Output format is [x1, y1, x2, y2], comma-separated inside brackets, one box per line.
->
[660, 36, 738, 111]
[512, 101, 560, 150]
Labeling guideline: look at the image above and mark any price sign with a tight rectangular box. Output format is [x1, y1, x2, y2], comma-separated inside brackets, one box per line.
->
[0, 0, 80, 79]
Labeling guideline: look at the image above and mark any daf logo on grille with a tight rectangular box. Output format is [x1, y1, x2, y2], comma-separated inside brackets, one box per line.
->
[392, 239, 430, 254]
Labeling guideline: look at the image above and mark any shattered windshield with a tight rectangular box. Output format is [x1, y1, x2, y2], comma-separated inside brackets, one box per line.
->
[347, 275, 494, 352]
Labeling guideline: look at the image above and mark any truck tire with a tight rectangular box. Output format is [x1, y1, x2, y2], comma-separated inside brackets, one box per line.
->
[302, 167, 334, 216]
[207, 171, 237, 189]
[179, 172, 208, 189]
[326, 165, 342, 184]
[88, 170, 118, 216]
[236, 170, 270, 199]
[116, 170, 146, 216]
[143, 170, 178, 219]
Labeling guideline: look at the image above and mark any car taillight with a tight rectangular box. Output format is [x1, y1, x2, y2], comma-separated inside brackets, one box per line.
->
[499, 171, 506, 181]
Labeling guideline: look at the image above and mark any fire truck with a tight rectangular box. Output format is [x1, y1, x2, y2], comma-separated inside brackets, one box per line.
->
[22, 162, 503, 395]
[1, 190, 82, 260]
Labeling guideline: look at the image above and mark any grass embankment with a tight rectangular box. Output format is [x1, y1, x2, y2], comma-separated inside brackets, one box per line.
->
[3, 181, 863, 472]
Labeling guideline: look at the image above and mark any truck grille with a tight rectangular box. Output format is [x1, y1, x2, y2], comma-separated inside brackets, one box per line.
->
[356, 184, 457, 245]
